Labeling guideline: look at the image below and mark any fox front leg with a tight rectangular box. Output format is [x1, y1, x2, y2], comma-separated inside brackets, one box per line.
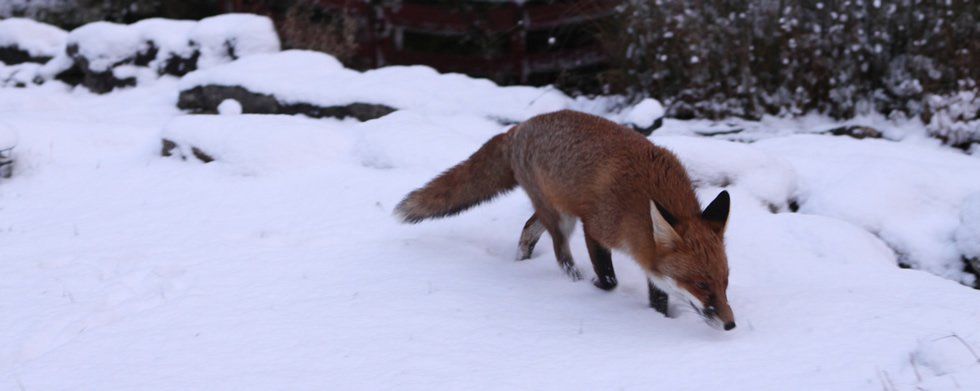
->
[584, 229, 617, 291]
[648, 279, 669, 317]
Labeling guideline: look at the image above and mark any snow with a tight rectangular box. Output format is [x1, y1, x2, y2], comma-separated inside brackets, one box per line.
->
[756, 135, 980, 284]
[0, 120, 16, 149]
[0, 17, 66, 59]
[190, 13, 281, 69]
[217, 98, 242, 115]
[0, 61, 40, 86]
[653, 136, 797, 212]
[957, 193, 980, 262]
[162, 114, 353, 174]
[2, 51, 980, 390]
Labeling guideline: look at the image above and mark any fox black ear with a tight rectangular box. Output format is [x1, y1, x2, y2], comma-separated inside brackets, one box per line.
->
[702, 190, 730, 233]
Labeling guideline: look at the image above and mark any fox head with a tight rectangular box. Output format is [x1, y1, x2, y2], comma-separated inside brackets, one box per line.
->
[647, 191, 735, 331]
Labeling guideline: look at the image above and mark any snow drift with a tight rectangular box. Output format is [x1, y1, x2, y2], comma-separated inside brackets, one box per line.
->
[757, 135, 980, 285]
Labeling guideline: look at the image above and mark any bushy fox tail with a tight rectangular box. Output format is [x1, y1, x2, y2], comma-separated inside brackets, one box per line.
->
[395, 132, 517, 223]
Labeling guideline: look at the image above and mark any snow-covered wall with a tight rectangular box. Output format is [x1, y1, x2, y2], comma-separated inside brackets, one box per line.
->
[0, 18, 66, 64]
[7, 14, 279, 92]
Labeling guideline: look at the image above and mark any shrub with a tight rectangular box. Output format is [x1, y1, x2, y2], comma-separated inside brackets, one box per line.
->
[603, 0, 979, 140]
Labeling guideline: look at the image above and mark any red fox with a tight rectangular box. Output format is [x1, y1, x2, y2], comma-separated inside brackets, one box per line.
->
[395, 110, 735, 331]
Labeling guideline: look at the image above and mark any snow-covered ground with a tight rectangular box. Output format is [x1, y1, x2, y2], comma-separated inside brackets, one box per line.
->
[2, 66, 980, 390]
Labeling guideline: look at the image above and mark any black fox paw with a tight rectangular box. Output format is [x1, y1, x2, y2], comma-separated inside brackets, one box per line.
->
[592, 276, 618, 291]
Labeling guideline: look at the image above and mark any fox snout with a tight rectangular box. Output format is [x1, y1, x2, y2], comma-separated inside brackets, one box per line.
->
[717, 305, 736, 331]
[692, 301, 736, 331]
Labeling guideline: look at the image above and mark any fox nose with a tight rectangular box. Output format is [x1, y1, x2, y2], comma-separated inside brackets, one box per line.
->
[723, 322, 736, 331]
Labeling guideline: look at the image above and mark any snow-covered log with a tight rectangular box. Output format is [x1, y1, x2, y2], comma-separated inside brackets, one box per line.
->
[176, 50, 575, 122]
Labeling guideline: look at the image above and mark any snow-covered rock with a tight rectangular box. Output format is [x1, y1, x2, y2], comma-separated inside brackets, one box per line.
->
[623, 97, 665, 135]
[0, 18, 66, 64]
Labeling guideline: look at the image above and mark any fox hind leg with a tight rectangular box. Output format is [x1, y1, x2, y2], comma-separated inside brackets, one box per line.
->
[535, 209, 582, 280]
[517, 214, 545, 260]
[584, 230, 617, 291]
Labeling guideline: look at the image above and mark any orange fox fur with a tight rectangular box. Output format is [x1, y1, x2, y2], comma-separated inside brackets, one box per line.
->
[396, 110, 735, 330]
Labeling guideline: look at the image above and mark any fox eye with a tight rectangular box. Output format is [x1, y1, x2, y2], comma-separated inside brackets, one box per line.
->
[695, 282, 710, 291]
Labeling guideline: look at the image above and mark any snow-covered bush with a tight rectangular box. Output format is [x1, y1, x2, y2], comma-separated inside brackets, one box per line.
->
[606, 0, 978, 145]
[926, 87, 980, 150]
[0, 18, 66, 64]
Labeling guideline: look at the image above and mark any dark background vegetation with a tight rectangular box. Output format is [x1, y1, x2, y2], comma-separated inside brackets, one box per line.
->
[3, 0, 977, 144]
[603, 0, 978, 124]
[0, 0, 221, 28]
